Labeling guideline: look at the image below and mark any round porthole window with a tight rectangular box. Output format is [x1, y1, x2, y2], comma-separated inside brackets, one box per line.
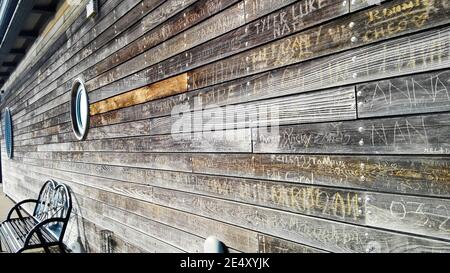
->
[3, 108, 13, 159]
[70, 79, 90, 140]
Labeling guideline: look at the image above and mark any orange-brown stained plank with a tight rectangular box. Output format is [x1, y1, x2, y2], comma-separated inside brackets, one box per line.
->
[90, 73, 188, 116]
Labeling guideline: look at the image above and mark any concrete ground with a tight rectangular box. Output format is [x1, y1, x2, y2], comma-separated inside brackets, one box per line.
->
[0, 184, 13, 222]
[0, 184, 13, 252]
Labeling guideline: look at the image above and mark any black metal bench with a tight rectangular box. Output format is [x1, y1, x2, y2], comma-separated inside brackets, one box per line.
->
[0, 180, 72, 253]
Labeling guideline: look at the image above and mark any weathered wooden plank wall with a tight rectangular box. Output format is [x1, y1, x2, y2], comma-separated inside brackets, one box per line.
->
[0, 0, 449, 252]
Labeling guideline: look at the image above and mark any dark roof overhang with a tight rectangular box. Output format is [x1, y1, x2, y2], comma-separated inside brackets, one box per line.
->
[0, 0, 59, 91]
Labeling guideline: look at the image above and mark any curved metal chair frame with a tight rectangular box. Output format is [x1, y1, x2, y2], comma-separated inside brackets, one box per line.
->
[0, 180, 72, 253]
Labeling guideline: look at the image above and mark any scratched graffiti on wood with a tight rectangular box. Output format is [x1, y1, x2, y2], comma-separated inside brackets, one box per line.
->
[357, 70, 450, 117]
[253, 113, 450, 155]
[1, 0, 450, 253]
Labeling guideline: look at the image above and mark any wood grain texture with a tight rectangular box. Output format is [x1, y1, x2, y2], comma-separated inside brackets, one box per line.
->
[87, 0, 349, 103]
[22, 20, 450, 136]
[86, 1, 246, 102]
[1, 0, 450, 253]
[357, 70, 450, 118]
[90, 73, 188, 115]
[27, 129, 252, 153]
[198, 154, 450, 197]
[350, 0, 389, 12]
[12, 151, 450, 198]
[12, 153, 450, 241]
[244, 0, 299, 22]
[253, 112, 450, 155]
[5, 159, 450, 253]
[5, 0, 136, 116]
[84, 0, 240, 81]
[4, 159, 322, 253]
[10, 85, 356, 148]
[8, 0, 183, 129]
[189, 0, 450, 90]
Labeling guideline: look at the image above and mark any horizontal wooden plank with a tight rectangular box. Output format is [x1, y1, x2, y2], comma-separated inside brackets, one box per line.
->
[5, 170, 190, 253]
[7, 0, 146, 118]
[9, 0, 190, 127]
[82, 27, 450, 136]
[176, 86, 356, 132]
[90, 73, 188, 115]
[366, 193, 450, 241]
[357, 70, 450, 118]
[21, 129, 252, 153]
[14, 150, 450, 198]
[257, 234, 327, 253]
[14, 103, 70, 132]
[13, 86, 356, 147]
[5, 159, 450, 252]
[86, 1, 247, 101]
[87, 0, 349, 103]
[191, 153, 450, 198]
[10, 155, 450, 241]
[86, 185, 450, 252]
[350, 0, 389, 12]
[4, 160, 321, 253]
[15, 121, 71, 142]
[84, 0, 240, 81]
[26, 22, 450, 137]
[243, 0, 298, 22]
[188, 0, 450, 90]
[253, 112, 450, 155]
[76, 217, 147, 253]
[14, 156, 366, 224]
[0, 0, 113, 109]
[79, 196, 202, 253]
[3, 0, 450, 254]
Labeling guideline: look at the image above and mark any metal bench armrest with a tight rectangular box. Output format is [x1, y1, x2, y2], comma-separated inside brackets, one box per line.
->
[24, 218, 67, 247]
[7, 199, 38, 221]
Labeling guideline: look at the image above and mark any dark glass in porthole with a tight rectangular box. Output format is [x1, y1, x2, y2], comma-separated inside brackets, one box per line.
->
[70, 79, 90, 140]
[4, 108, 13, 159]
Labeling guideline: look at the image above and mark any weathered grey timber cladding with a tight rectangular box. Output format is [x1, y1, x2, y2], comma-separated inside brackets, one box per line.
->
[0, 0, 449, 252]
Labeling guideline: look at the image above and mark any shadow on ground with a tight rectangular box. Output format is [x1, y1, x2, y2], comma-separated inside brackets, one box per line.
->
[0, 184, 13, 222]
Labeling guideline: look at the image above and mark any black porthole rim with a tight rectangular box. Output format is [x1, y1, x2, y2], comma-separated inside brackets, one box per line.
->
[70, 78, 90, 141]
[4, 107, 13, 159]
